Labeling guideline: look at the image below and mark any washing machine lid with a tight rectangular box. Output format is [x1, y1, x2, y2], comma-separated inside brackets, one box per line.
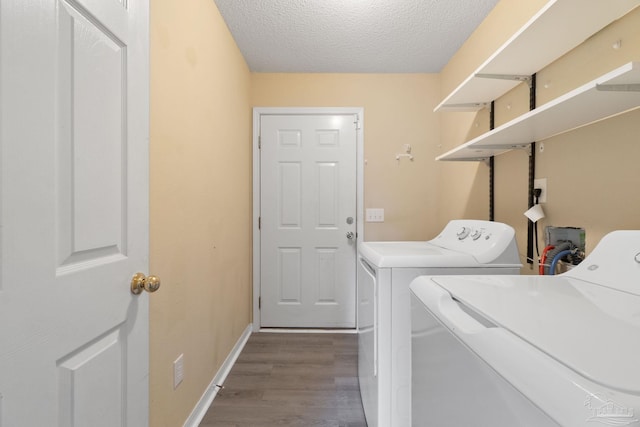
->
[358, 241, 480, 268]
[430, 274, 640, 394]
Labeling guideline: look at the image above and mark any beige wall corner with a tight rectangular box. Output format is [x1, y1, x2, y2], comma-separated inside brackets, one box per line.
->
[149, 0, 252, 425]
[252, 73, 442, 241]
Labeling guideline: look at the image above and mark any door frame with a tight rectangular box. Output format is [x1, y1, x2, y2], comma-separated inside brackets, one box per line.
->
[252, 107, 364, 331]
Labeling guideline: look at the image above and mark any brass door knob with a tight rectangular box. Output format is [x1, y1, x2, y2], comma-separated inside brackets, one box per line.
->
[131, 272, 161, 295]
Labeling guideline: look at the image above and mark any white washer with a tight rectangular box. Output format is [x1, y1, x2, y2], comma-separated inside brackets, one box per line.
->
[357, 219, 521, 427]
[410, 230, 640, 427]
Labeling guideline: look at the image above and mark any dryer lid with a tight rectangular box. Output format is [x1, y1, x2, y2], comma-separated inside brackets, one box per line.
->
[358, 241, 478, 268]
[431, 274, 640, 395]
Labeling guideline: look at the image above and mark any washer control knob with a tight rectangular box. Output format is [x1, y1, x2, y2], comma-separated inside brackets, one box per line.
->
[457, 227, 470, 240]
[470, 229, 482, 240]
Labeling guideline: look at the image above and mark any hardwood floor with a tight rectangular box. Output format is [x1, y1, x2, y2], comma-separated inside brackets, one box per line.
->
[199, 332, 367, 427]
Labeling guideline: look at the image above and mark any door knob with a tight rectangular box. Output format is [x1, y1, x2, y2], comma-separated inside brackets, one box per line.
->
[346, 231, 355, 240]
[131, 272, 161, 295]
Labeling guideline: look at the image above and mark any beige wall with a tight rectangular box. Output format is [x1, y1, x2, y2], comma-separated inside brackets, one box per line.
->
[438, 2, 640, 271]
[149, 0, 252, 425]
[252, 74, 442, 241]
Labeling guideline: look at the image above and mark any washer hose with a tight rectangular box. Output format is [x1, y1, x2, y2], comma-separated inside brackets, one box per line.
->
[543, 242, 572, 275]
[549, 249, 574, 275]
[539, 245, 555, 275]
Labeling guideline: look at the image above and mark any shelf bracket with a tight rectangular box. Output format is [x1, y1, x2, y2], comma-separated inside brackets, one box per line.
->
[475, 73, 533, 88]
[596, 83, 640, 92]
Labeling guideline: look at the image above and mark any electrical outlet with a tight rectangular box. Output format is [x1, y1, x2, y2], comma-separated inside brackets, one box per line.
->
[366, 208, 384, 222]
[534, 178, 547, 203]
[174, 354, 184, 389]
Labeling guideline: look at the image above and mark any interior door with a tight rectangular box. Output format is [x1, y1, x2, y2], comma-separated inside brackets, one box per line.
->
[260, 114, 357, 328]
[0, 0, 150, 425]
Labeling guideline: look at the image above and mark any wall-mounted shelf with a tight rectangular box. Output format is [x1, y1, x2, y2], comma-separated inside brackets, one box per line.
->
[435, 0, 640, 112]
[436, 62, 640, 161]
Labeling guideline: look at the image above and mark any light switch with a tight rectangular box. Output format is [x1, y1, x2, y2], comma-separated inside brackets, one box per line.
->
[366, 208, 384, 222]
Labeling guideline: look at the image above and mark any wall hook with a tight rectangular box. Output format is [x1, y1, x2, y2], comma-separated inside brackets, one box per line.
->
[395, 153, 414, 161]
[396, 143, 414, 161]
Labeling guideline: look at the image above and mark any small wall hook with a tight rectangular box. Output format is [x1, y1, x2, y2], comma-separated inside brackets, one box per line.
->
[396, 143, 414, 161]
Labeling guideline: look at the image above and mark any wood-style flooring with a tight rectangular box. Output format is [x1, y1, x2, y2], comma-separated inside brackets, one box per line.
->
[199, 332, 367, 427]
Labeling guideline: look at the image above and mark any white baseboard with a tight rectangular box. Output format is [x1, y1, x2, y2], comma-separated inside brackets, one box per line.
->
[182, 323, 253, 427]
[259, 328, 356, 334]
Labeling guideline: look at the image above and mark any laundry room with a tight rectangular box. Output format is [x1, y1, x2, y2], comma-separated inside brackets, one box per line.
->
[149, 0, 640, 425]
[5, 0, 640, 425]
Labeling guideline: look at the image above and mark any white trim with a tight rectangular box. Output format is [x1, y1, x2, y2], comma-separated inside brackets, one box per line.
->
[182, 323, 253, 427]
[252, 107, 365, 332]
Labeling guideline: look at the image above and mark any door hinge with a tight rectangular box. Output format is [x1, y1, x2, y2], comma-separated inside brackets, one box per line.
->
[258, 296, 261, 309]
[258, 135, 261, 149]
[258, 216, 261, 230]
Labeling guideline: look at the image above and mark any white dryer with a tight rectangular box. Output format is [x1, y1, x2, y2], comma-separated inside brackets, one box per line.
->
[410, 230, 640, 427]
[357, 219, 521, 427]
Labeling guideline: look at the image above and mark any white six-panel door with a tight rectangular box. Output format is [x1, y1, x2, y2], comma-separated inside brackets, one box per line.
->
[0, 0, 149, 425]
[260, 114, 357, 328]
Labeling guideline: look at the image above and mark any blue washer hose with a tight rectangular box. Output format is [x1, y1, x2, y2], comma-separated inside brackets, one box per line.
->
[549, 249, 574, 275]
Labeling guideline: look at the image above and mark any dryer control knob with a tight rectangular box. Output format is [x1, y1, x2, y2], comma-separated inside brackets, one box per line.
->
[470, 229, 482, 240]
[457, 227, 470, 240]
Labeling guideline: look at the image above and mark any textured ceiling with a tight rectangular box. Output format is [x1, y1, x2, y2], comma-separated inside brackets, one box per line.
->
[213, 0, 500, 73]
